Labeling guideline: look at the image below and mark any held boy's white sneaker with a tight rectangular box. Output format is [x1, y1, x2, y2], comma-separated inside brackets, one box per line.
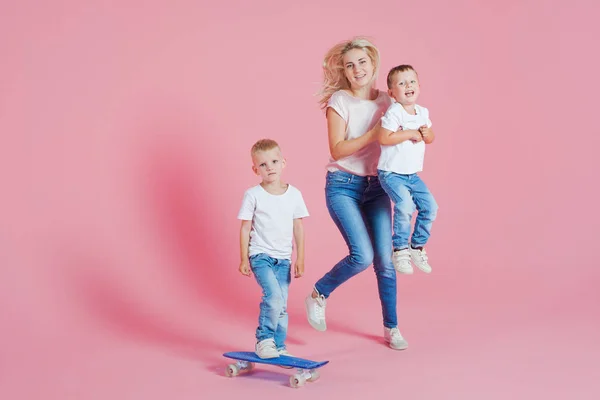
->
[305, 292, 327, 331]
[409, 247, 432, 273]
[255, 338, 279, 359]
[384, 327, 409, 350]
[393, 249, 413, 274]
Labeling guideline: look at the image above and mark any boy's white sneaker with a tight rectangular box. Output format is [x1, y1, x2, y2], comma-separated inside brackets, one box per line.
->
[410, 247, 432, 273]
[393, 249, 413, 274]
[255, 338, 279, 359]
[305, 292, 327, 331]
[278, 349, 293, 356]
[384, 327, 409, 350]
[277, 348, 294, 368]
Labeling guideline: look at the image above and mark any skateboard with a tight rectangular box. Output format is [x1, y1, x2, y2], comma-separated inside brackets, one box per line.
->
[223, 351, 329, 388]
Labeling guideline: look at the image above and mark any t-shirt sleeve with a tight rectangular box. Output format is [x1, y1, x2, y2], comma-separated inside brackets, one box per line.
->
[237, 190, 256, 220]
[326, 91, 349, 122]
[423, 107, 432, 128]
[380, 104, 403, 132]
[293, 190, 310, 219]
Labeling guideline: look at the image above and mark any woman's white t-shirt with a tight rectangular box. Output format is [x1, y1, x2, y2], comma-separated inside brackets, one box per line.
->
[325, 90, 392, 176]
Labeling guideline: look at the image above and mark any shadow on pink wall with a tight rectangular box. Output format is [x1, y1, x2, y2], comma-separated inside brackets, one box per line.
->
[60, 116, 305, 370]
[62, 248, 227, 362]
[138, 123, 305, 347]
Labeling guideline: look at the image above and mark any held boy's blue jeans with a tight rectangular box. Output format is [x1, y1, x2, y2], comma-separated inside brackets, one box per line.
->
[377, 170, 438, 250]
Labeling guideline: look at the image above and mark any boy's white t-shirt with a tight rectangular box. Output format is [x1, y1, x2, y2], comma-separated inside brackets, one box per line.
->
[325, 90, 392, 176]
[378, 103, 432, 175]
[237, 184, 309, 260]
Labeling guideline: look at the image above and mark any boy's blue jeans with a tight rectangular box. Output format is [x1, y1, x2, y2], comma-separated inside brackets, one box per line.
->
[314, 170, 398, 329]
[249, 253, 291, 350]
[377, 170, 438, 250]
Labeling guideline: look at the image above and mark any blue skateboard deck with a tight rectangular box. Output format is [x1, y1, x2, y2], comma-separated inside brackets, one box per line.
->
[223, 351, 329, 387]
[224, 351, 328, 369]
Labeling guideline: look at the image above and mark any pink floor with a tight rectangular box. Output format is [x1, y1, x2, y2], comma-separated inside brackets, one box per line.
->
[4, 266, 599, 399]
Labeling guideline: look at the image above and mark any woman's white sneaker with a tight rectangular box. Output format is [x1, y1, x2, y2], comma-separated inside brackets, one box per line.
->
[384, 327, 409, 350]
[305, 292, 327, 331]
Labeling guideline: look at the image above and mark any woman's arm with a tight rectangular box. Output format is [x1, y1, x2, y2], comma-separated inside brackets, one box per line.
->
[327, 108, 379, 161]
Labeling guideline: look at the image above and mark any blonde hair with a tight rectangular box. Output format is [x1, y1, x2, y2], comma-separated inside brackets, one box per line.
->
[317, 37, 381, 110]
[251, 138, 280, 157]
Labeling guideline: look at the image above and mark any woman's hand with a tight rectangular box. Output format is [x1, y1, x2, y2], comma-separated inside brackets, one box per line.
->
[419, 125, 435, 144]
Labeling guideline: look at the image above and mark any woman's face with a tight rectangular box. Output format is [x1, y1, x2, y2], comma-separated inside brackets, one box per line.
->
[342, 48, 374, 90]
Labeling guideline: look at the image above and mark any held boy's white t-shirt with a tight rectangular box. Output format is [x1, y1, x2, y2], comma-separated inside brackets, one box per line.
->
[237, 184, 309, 260]
[378, 103, 432, 175]
[325, 90, 392, 176]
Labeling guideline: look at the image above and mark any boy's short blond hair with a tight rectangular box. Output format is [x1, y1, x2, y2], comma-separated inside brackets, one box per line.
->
[251, 139, 280, 156]
[386, 64, 417, 89]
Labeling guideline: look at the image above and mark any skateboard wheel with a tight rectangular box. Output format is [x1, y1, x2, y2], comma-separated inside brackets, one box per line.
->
[226, 364, 239, 377]
[290, 374, 306, 388]
[246, 362, 255, 372]
[307, 369, 320, 382]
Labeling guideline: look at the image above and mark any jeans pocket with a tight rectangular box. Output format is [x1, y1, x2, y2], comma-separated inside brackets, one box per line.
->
[249, 253, 269, 265]
[326, 172, 352, 184]
[377, 169, 392, 179]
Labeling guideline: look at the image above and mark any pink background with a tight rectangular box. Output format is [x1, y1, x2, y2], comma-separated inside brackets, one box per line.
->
[2, 0, 600, 398]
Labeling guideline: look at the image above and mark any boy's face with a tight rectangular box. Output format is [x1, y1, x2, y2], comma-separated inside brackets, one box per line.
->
[388, 69, 420, 106]
[252, 148, 285, 183]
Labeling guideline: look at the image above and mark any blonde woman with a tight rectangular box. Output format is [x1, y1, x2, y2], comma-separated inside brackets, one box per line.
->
[305, 37, 408, 350]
